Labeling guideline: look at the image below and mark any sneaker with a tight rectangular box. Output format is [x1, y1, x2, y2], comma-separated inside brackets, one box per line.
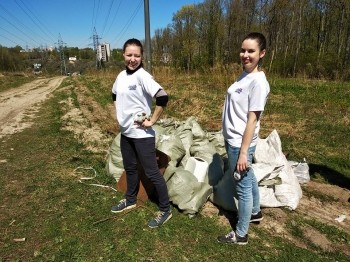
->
[148, 210, 172, 228]
[111, 199, 136, 213]
[250, 211, 263, 223]
[217, 231, 248, 245]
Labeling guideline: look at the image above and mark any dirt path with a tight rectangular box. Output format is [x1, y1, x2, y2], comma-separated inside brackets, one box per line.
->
[0, 76, 65, 139]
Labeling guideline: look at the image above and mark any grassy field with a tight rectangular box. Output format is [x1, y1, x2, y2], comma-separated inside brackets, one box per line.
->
[0, 70, 349, 261]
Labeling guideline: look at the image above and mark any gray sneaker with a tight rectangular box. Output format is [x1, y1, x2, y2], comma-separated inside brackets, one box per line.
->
[148, 210, 172, 228]
[217, 231, 248, 245]
[111, 199, 136, 213]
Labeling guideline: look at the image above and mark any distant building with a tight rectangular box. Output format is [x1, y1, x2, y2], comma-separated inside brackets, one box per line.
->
[97, 43, 110, 62]
[69, 56, 77, 63]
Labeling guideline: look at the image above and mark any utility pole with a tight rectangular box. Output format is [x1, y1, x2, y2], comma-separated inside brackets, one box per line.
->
[144, 0, 152, 74]
[57, 34, 67, 75]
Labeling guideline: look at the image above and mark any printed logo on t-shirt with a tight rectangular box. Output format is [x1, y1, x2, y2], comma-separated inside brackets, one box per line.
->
[235, 88, 243, 94]
[128, 85, 137, 90]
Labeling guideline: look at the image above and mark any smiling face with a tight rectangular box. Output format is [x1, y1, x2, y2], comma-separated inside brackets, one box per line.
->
[123, 44, 142, 71]
[240, 38, 266, 73]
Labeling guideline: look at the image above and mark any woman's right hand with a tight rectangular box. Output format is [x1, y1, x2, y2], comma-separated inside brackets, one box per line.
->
[236, 153, 249, 173]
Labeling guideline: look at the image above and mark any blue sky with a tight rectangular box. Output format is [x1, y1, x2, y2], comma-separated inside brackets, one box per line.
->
[0, 0, 203, 49]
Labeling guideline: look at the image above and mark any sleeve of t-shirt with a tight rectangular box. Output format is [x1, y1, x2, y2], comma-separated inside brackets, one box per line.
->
[248, 79, 269, 112]
[138, 70, 163, 97]
[112, 79, 117, 95]
[111, 73, 120, 96]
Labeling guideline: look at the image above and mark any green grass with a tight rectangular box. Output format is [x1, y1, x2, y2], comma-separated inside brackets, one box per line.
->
[1, 72, 349, 261]
[78, 75, 113, 108]
[286, 216, 350, 260]
[263, 78, 350, 188]
[304, 219, 350, 244]
[301, 186, 338, 203]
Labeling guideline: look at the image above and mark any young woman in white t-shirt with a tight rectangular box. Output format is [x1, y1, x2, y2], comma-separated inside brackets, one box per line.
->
[110, 38, 172, 228]
[218, 32, 270, 245]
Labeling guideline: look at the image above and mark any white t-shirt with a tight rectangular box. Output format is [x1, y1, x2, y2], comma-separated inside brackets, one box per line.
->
[222, 71, 270, 147]
[112, 67, 162, 138]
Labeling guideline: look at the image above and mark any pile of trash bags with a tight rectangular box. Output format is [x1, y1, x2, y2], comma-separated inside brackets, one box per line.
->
[106, 116, 307, 215]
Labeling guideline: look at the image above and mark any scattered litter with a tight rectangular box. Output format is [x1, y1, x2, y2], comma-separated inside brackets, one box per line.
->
[0, 159, 7, 163]
[334, 214, 346, 222]
[79, 181, 118, 192]
[13, 238, 26, 242]
[289, 158, 310, 184]
[73, 166, 118, 192]
[74, 166, 97, 180]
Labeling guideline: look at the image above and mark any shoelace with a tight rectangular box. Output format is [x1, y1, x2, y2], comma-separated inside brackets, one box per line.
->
[225, 232, 235, 239]
[118, 199, 127, 207]
[154, 212, 166, 222]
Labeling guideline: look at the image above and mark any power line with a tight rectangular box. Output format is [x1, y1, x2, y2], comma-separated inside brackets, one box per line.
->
[91, 0, 102, 34]
[112, 0, 143, 47]
[0, 1, 58, 48]
[0, 34, 18, 46]
[91, 0, 96, 35]
[15, 0, 56, 43]
[103, 0, 123, 38]
[1, 0, 148, 50]
[0, 12, 41, 47]
[100, 0, 115, 37]
[0, 25, 29, 46]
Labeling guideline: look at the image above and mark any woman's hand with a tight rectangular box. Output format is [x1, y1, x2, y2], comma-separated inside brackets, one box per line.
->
[236, 153, 249, 173]
[142, 119, 154, 128]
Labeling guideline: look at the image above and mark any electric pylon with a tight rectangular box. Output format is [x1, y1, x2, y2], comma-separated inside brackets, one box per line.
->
[92, 27, 101, 69]
[56, 34, 67, 75]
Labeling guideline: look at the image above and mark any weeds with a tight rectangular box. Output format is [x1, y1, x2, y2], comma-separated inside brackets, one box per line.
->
[0, 73, 35, 92]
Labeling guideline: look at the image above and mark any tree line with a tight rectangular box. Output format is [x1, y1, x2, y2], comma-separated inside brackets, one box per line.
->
[1, 0, 350, 80]
[152, 0, 350, 80]
[0, 45, 123, 75]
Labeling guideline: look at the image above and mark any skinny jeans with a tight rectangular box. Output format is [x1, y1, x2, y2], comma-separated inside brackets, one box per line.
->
[225, 142, 260, 237]
[120, 134, 170, 212]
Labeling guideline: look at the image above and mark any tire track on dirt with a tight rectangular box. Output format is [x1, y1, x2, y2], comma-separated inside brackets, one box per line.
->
[0, 76, 66, 138]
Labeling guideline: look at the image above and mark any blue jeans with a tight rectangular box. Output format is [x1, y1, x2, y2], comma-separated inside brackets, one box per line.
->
[225, 142, 260, 237]
[120, 135, 170, 212]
